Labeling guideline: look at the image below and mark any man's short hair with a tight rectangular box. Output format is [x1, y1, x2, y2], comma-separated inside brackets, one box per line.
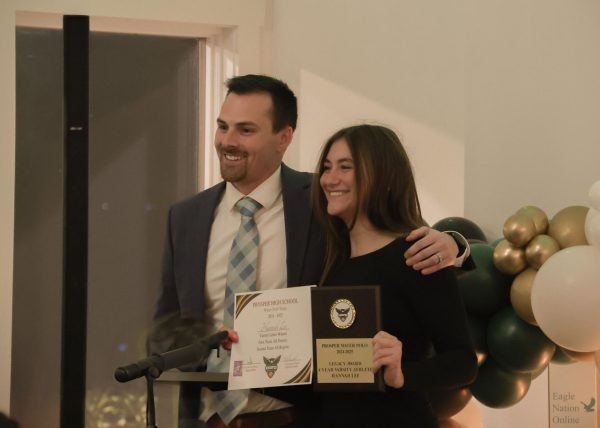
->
[226, 74, 298, 132]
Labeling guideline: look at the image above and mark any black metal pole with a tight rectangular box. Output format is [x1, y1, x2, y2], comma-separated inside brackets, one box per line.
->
[145, 373, 158, 428]
[60, 15, 89, 428]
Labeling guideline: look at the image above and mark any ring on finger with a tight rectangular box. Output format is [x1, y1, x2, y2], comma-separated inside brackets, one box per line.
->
[436, 253, 443, 264]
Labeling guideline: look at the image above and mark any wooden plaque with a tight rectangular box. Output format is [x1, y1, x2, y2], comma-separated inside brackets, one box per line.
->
[311, 285, 384, 392]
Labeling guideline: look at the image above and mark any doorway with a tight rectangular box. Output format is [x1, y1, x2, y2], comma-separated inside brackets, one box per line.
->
[13, 26, 203, 427]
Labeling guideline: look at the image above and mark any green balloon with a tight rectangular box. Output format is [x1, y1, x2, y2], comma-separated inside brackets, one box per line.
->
[487, 307, 555, 373]
[471, 358, 531, 409]
[530, 363, 548, 380]
[457, 244, 512, 318]
[429, 387, 473, 420]
[551, 346, 577, 365]
[490, 237, 504, 248]
[468, 239, 488, 245]
[432, 216, 488, 242]
[467, 314, 488, 366]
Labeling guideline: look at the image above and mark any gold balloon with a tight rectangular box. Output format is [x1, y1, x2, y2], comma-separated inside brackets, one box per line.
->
[548, 205, 589, 248]
[510, 268, 537, 325]
[516, 206, 549, 235]
[525, 234, 560, 269]
[493, 239, 527, 275]
[503, 213, 537, 247]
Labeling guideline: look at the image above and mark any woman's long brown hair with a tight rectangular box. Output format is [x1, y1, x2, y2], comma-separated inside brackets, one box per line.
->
[311, 124, 426, 284]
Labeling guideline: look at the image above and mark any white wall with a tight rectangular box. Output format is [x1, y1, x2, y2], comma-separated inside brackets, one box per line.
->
[465, 0, 600, 238]
[270, 0, 600, 427]
[276, 1, 467, 224]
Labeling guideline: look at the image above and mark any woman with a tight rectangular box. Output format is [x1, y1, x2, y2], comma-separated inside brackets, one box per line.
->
[311, 124, 477, 427]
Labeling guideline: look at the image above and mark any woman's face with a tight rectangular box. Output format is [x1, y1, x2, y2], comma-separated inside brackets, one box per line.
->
[319, 138, 358, 226]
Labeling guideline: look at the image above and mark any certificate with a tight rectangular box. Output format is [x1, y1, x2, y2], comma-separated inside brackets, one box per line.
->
[228, 286, 314, 390]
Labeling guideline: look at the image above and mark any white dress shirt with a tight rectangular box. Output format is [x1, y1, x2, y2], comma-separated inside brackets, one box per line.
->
[201, 166, 292, 420]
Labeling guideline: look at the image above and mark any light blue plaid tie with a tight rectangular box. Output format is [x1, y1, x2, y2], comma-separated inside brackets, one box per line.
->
[210, 196, 262, 424]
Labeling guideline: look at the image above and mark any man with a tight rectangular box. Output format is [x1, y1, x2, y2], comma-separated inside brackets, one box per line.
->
[153, 74, 470, 427]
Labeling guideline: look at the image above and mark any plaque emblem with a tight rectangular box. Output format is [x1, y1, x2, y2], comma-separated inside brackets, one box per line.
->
[330, 298, 356, 329]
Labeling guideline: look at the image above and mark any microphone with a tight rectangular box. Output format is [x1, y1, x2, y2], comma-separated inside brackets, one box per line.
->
[114, 330, 228, 383]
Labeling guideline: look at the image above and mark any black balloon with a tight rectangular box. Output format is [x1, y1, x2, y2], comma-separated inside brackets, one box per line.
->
[432, 217, 488, 242]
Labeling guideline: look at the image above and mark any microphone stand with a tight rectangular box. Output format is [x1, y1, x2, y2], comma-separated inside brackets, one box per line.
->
[145, 364, 166, 427]
[114, 331, 228, 427]
[145, 370, 158, 428]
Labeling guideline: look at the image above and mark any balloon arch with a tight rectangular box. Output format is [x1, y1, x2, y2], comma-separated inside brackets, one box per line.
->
[429, 180, 600, 423]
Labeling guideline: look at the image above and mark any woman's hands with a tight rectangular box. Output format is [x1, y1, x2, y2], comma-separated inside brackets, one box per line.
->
[404, 226, 460, 274]
[373, 330, 404, 388]
[221, 328, 405, 388]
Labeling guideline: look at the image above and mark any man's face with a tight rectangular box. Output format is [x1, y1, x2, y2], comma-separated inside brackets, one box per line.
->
[214, 92, 292, 195]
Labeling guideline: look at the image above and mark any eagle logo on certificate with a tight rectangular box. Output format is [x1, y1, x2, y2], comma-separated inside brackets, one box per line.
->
[330, 298, 356, 329]
[263, 355, 281, 378]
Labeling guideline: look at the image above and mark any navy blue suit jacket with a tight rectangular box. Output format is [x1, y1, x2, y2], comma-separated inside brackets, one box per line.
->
[154, 163, 325, 323]
[152, 164, 324, 422]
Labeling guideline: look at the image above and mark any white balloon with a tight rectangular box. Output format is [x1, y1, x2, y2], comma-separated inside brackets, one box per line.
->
[589, 180, 600, 211]
[585, 208, 600, 248]
[531, 245, 600, 352]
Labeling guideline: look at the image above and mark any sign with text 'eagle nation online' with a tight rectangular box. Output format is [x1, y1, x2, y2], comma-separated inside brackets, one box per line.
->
[549, 362, 598, 428]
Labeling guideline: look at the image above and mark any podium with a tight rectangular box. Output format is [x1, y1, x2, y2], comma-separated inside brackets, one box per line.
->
[154, 371, 228, 428]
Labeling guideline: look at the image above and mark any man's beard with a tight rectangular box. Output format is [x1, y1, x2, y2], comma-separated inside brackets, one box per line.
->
[219, 161, 246, 183]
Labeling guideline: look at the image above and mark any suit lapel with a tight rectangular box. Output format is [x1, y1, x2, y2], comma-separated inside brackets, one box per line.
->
[178, 182, 225, 317]
[281, 164, 313, 286]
